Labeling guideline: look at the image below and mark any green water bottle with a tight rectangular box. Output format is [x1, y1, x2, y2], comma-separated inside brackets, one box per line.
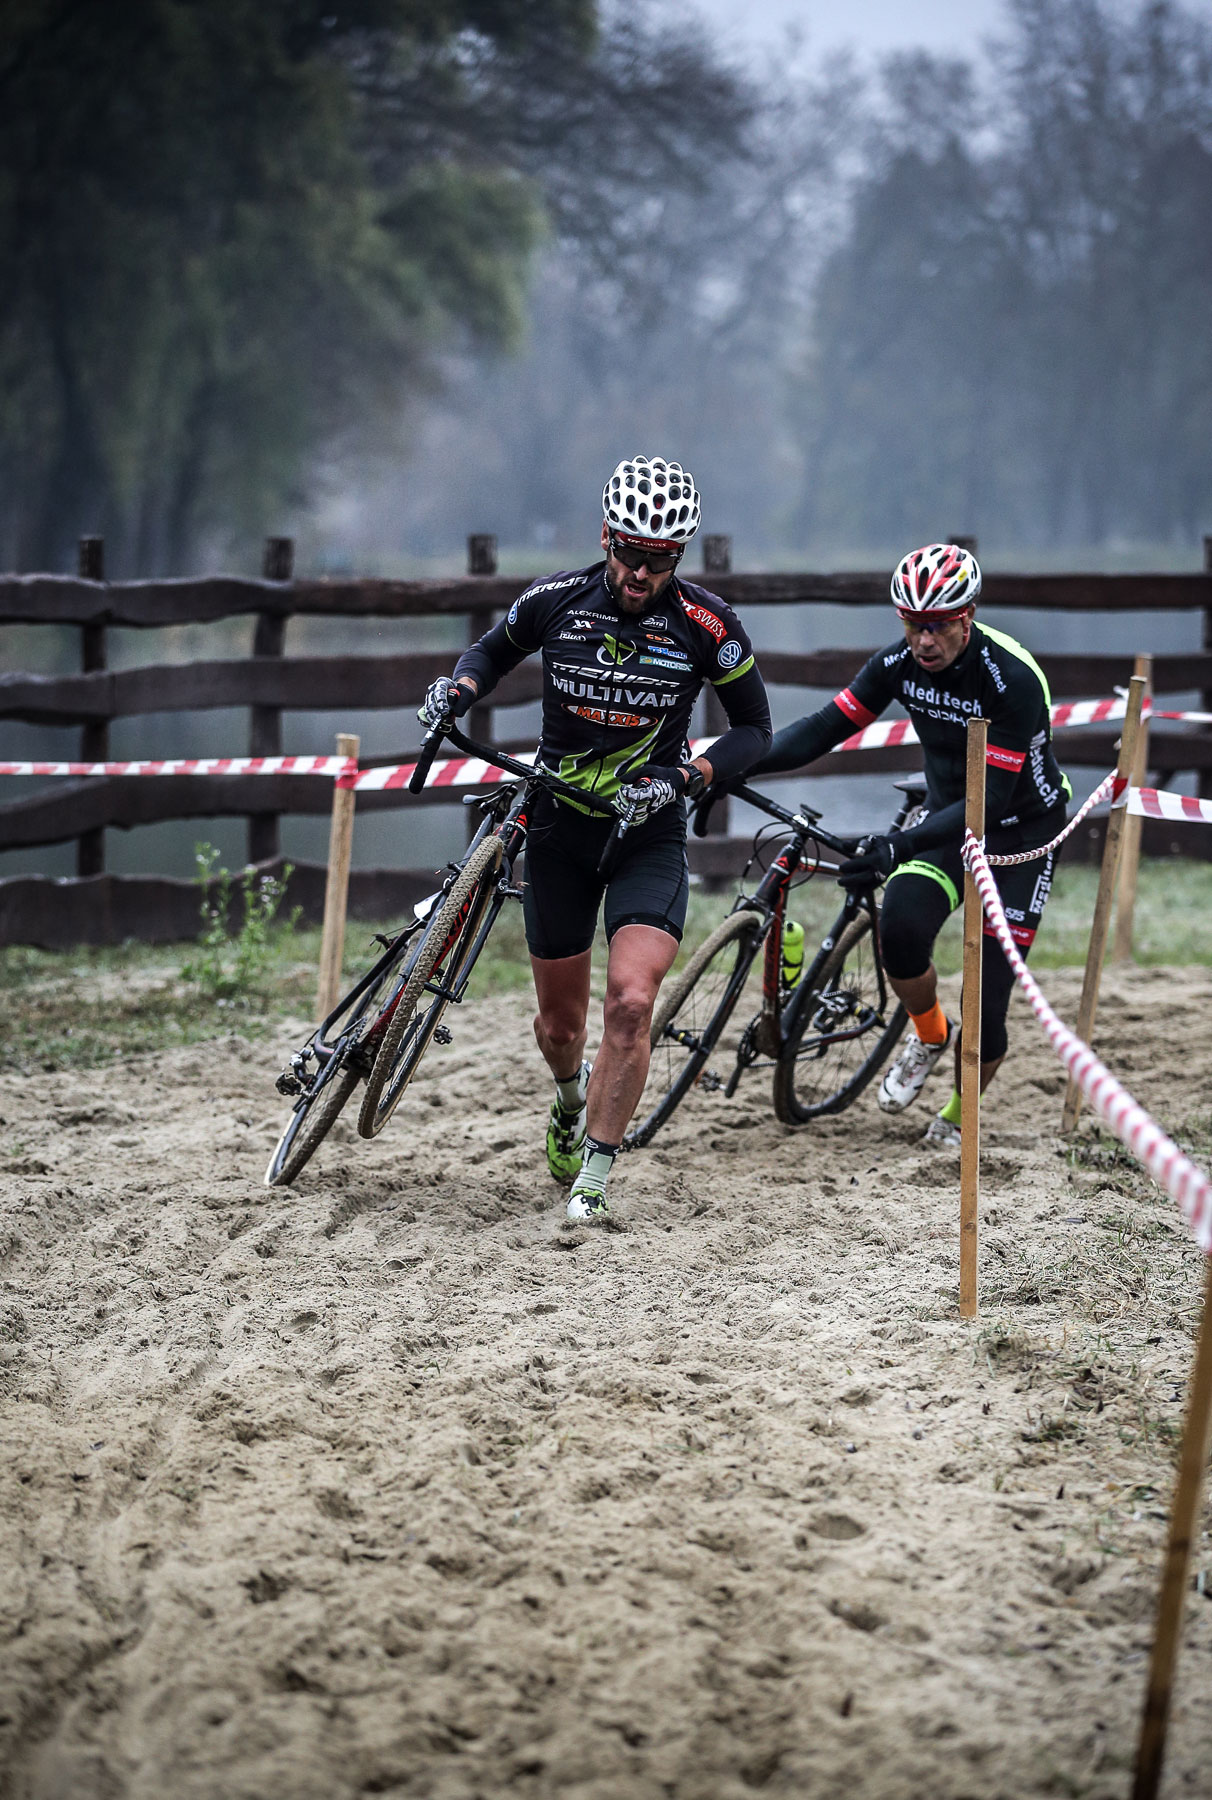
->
[782, 919, 805, 989]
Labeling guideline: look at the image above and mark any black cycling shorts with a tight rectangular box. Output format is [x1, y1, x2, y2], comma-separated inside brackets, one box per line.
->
[879, 806, 1064, 1064]
[522, 791, 690, 961]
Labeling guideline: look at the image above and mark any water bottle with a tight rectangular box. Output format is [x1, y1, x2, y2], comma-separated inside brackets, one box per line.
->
[781, 919, 805, 989]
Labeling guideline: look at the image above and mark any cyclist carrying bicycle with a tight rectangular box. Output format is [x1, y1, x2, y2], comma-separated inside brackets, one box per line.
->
[418, 456, 772, 1218]
[750, 542, 1070, 1147]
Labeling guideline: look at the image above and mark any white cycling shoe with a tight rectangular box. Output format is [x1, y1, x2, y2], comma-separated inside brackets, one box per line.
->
[878, 1020, 954, 1113]
[922, 1114, 961, 1150]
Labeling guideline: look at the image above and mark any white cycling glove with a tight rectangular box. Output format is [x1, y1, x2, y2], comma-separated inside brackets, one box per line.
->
[617, 767, 688, 826]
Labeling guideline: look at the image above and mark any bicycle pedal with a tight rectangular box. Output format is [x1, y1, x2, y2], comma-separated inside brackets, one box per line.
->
[433, 1025, 453, 1046]
[697, 1069, 724, 1092]
[275, 1070, 303, 1097]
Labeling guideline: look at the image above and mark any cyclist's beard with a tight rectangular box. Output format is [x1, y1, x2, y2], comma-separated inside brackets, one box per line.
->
[604, 563, 672, 614]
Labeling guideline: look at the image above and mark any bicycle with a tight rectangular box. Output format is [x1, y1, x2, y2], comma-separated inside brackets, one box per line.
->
[265, 721, 623, 1186]
[624, 777, 927, 1147]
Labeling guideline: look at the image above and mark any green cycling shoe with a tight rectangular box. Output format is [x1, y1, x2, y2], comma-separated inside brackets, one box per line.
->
[545, 1062, 590, 1184]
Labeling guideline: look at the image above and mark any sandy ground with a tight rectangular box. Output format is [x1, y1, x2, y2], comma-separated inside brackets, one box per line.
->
[2, 962, 1212, 1800]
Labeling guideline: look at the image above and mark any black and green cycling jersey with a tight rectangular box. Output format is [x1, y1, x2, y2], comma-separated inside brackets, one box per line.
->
[453, 561, 772, 804]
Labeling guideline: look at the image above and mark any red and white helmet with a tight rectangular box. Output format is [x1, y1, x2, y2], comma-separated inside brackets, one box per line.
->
[602, 456, 700, 545]
[891, 543, 981, 616]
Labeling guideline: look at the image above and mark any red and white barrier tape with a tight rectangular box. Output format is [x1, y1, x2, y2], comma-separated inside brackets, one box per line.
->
[1, 688, 1207, 790]
[983, 772, 1126, 865]
[963, 828, 1212, 1252]
[1127, 786, 1212, 827]
[834, 693, 1143, 756]
[0, 754, 353, 780]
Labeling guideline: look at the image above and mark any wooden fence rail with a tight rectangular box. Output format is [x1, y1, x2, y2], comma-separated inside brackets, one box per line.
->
[2, 534, 1212, 946]
[8, 649, 1212, 725]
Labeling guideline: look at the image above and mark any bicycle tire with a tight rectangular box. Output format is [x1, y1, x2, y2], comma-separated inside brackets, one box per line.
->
[773, 909, 906, 1123]
[357, 836, 503, 1139]
[265, 1053, 361, 1187]
[624, 911, 762, 1149]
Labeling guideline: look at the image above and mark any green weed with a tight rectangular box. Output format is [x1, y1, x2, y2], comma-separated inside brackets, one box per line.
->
[180, 845, 301, 999]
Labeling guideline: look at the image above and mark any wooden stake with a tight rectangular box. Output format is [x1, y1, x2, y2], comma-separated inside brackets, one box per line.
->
[1133, 1254, 1212, 1800]
[1113, 653, 1152, 964]
[315, 732, 360, 1022]
[1062, 675, 1147, 1131]
[959, 716, 987, 1320]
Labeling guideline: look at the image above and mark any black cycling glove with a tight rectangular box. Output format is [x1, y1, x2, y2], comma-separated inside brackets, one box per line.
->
[836, 833, 900, 891]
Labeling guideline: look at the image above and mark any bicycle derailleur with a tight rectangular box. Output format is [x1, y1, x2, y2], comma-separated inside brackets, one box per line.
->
[275, 1045, 317, 1098]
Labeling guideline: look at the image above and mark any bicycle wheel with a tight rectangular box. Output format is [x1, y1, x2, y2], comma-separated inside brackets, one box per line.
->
[264, 922, 424, 1187]
[265, 1053, 361, 1187]
[357, 836, 503, 1139]
[625, 911, 762, 1149]
[772, 909, 906, 1123]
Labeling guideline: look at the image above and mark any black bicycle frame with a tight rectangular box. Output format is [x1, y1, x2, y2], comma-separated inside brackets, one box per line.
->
[699, 779, 914, 1086]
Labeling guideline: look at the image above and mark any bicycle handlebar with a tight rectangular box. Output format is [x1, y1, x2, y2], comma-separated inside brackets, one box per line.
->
[692, 778, 863, 860]
[409, 720, 621, 823]
[408, 722, 447, 794]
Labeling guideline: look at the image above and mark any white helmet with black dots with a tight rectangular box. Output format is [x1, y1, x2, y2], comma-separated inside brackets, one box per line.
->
[602, 456, 701, 544]
[891, 542, 982, 615]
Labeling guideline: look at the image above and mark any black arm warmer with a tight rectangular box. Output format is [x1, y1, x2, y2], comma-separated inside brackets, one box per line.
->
[752, 701, 854, 777]
[704, 663, 773, 783]
[452, 617, 525, 698]
[892, 764, 1021, 860]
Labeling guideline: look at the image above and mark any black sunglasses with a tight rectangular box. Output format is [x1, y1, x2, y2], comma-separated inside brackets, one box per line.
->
[609, 533, 682, 574]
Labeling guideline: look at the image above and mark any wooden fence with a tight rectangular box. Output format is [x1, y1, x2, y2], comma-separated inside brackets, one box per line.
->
[2, 533, 1212, 946]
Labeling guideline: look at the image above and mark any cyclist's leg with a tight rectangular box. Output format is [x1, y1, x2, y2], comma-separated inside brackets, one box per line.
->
[530, 950, 593, 1077]
[880, 855, 959, 1023]
[586, 923, 682, 1141]
[877, 857, 959, 1111]
[975, 844, 1059, 1087]
[587, 816, 688, 1131]
[523, 797, 601, 1073]
[567, 814, 687, 1217]
[523, 798, 605, 1182]
[925, 843, 1059, 1145]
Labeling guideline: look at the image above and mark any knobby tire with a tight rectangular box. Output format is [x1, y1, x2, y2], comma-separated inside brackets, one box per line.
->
[357, 836, 503, 1139]
[772, 909, 905, 1124]
[265, 1056, 361, 1187]
[625, 911, 761, 1150]
[265, 921, 428, 1186]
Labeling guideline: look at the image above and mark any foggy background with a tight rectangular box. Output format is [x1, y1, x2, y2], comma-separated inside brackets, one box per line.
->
[2, 0, 1210, 879]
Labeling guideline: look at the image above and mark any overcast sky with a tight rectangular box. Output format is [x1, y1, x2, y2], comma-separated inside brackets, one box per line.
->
[686, 0, 1007, 60]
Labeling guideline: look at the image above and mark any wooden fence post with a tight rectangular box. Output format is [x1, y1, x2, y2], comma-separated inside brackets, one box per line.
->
[77, 536, 107, 877]
[1061, 675, 1147, 1132]
[1201, 536, 1212, 801]
[1113, 653, 1152, 964]
[465, 536, 497, 841]
[960, 716, 986, 1319]
[249, 536, 292, 866]
[315, 731, 360, 1021]
[1132, 1254, 1212, 1800]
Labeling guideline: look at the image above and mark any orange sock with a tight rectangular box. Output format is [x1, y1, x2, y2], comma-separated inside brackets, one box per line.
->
[909, 1000, 948, 1047]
